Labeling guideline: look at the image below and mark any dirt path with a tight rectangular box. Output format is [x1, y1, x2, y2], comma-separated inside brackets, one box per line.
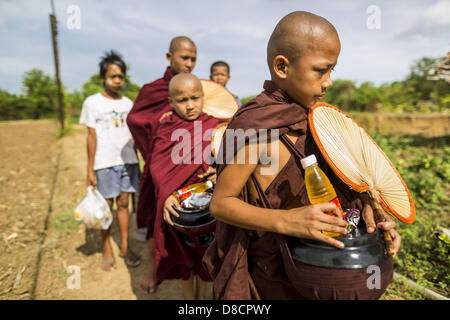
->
[0, 120, 210, 300]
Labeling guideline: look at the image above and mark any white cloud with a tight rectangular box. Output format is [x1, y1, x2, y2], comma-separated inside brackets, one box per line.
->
[424, 0, 450, 28]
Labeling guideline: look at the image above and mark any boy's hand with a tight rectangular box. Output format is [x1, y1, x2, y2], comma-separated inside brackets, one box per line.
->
[163, 195, 181, 226]
[159, 111, 173, 123]
[284, 202, 348, 249]
[198, 166, 216, 184]
[361, 197, 402, 257]
[87, 170, 97, 188]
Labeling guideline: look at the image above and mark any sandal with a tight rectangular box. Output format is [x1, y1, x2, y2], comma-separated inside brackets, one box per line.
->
[101, 258, 117, 271]
[119, 250, 142, 268]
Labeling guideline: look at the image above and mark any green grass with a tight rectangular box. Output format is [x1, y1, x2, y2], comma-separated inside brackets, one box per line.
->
[381, 276, 429, 300]
[51, 210, 82, 231]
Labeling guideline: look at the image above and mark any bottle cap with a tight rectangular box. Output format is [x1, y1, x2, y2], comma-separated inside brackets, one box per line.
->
[206, 180, 213, 189]
[300, 154, 317, 168]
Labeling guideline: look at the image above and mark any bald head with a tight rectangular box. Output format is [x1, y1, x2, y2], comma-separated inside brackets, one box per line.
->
[169, 36, 196, 53]
[267, 11, 339, 70]
[166, 36, 197, 74]
[169, 73, 203, 98]
[168, 73, 204, 121]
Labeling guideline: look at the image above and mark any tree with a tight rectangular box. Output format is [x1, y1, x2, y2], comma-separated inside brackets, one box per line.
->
[323, 79, 356, 110]
[354, 81, 380, 112]
[22, 69, 58, 119]
[0, 90, 36, 120]
[404, 57, 449, 110]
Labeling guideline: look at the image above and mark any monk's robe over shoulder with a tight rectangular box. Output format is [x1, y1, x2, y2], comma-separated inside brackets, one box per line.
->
[203, 80, 393, 300]
[126, 67, 175, 236]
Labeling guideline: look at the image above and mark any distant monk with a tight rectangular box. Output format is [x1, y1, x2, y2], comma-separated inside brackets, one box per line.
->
[150, 73, 218, 299]
[126, 36, 197, 294]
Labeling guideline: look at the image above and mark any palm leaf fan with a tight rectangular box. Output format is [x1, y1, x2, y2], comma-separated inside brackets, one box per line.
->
[211, 121, 229, 158]
[200, 80, 239, 120]
[309, 103, 415, 224]
[309, 103, 415, 254]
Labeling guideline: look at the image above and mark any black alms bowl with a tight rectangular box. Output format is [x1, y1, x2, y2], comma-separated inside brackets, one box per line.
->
[172, 206, 215, 227]
[171, 206, 216, 248]
[290, 219, 390, 269]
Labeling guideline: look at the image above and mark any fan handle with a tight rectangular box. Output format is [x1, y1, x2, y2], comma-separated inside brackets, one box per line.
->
[369, 198, 395, 256]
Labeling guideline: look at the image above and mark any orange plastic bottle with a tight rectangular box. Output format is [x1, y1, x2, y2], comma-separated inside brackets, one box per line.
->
[172, 180, 214, 202]
[301, 154, 345, 237]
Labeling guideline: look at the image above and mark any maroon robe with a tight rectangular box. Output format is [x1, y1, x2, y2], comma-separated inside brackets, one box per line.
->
[126, 67, 175, 237]
[203, 80, 393, 300]
[150, 111, 218, 284]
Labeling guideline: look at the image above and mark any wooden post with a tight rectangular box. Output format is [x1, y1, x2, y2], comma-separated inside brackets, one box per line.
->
[49, 4, 65, 132]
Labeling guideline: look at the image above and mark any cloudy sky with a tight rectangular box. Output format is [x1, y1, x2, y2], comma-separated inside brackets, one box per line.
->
[1, 0, 449, 98]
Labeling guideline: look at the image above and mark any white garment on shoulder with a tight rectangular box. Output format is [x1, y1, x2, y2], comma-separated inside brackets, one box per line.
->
[79, 92, 138, 170]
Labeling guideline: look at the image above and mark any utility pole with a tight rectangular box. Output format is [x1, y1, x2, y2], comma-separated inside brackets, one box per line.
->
[49, 0, 65, 132]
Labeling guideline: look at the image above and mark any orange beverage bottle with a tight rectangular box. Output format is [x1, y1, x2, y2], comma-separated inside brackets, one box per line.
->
[172, 180, 214, 203]
[300, 154, 345, 238]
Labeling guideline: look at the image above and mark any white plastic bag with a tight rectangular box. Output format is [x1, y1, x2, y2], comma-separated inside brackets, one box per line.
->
[74, 186, 113, 230]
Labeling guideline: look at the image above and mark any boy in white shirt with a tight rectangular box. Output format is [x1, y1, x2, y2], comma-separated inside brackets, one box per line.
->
[80, 50, 142, 271]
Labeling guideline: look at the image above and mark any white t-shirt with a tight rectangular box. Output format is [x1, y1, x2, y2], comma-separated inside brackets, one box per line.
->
[79, 92, 138, 171]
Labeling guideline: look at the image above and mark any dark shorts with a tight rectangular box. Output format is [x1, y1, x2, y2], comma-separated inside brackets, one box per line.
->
[95, 164, 140, 199]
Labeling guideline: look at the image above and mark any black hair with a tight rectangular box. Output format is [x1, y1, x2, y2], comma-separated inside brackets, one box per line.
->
[210, 60, 230, 75]
[99, 50, 126, 78]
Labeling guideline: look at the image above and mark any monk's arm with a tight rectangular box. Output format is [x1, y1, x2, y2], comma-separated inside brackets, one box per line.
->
[210, 145, 349, 248]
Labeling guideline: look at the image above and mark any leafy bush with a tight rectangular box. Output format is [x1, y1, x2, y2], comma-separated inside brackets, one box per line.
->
[0, 68, 141, 121]
[325, 55, 450, 113]
[370, 131, 450, 296]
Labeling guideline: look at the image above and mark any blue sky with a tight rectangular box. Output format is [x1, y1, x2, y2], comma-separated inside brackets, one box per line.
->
[1, 0, 449, 98]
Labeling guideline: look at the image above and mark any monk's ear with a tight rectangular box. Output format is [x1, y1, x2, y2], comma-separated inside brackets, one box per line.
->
[166, 52, 172, 63]
[273, 55, 289, 80]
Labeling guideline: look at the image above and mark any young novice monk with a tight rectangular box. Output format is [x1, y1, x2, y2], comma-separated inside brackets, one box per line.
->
[149, 73, 218, 299]
[210, 61, 242, 106]
[203, 11, 401, 300]
[127, 36, 197, 293]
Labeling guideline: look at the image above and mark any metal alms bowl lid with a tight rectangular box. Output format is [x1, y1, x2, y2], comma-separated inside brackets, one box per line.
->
[290, 220, 390, 269]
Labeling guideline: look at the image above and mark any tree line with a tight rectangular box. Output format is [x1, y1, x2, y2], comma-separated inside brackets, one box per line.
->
[0, 56, 448, 122]
[0, 69, 140, 122]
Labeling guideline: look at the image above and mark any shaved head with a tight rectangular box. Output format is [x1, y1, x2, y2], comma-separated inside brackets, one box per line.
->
[169, 36, 196, 53]
[265, 11, 341, 108]
[169, 73, 203, 97]
[168, 73, 204, 121]
[267, 11, 339, 71]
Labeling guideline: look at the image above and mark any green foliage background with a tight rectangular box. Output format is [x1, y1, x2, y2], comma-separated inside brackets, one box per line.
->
[0, 67, 141, 123]
[368, 131, 450, 297]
